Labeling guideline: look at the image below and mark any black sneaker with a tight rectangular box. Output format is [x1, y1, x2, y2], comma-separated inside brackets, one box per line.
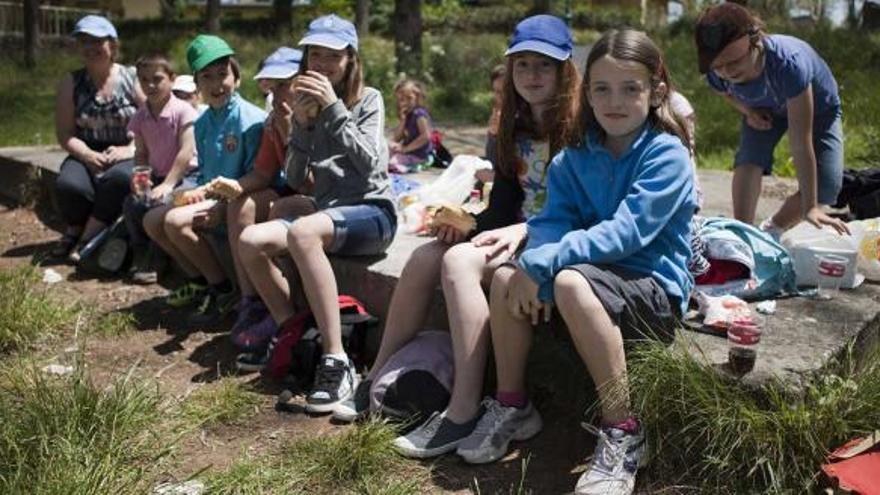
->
[332, 378, 372, 422]
[305, 355, 356, 414]
[187, 288, 239, 327]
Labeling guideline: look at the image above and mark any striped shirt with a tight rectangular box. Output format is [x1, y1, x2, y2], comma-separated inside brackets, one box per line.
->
[72, 64, 138, 149]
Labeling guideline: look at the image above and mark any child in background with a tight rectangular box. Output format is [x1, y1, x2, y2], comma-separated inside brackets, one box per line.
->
[237, 14, 396, 412]
[669, 90, 703, 209]
[125, 53, 198, 284]
[142, 34, 266, 326]
[172, 75, 207, 114]
[695, 2, 848, 237]
[458, 30, 696, 495]
[223, 46, 303, 343]
[388, 79, 434, 173]
[333, 15, 580, 461]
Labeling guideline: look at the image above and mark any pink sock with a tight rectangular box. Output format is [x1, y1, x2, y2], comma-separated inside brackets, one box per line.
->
[495, 391, 528, 409]
[603, 416, 640, 434]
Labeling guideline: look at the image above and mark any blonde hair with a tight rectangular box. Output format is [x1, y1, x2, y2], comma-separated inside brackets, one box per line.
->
[393, 78, 429, 110]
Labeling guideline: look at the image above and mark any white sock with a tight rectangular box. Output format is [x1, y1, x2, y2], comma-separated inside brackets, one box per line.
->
[324, 352, 349, 363]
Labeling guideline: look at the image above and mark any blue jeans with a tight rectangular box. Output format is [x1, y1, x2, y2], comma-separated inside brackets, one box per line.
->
[280, 203, 397, 256]
[734, 111, 844, 205]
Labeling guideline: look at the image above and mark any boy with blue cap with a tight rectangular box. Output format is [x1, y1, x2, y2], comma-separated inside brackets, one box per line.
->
[143, 34, 267, 327]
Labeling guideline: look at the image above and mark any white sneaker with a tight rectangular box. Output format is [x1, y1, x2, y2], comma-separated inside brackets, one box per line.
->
[574, 423, 647, 495]
[456, 397, 542, 464]
[332, 379, 372, 423]
[305, 356, 357, 414]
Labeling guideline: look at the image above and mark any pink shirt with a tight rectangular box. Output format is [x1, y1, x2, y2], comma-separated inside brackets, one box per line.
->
[127, 94, 198, 177]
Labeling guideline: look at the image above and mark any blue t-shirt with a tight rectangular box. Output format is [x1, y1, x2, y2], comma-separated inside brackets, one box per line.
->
[706, 34, 840, 120]
[194, 92, 267, 185]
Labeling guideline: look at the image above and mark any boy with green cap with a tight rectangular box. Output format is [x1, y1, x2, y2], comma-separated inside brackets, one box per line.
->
[143, 34, 267, 326]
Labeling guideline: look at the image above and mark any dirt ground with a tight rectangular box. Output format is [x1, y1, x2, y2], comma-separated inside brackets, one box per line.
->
[0, 198, 602, 494]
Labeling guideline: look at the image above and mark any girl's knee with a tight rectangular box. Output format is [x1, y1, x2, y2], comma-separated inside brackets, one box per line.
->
[441, 243, 483, 280]
[553, 269, 601, 312]
[163, 207, 190, 235]
[286, 219, 321, 253]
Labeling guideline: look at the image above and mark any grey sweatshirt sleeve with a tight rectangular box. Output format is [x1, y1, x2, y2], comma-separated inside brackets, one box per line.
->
[285, 119, 312, 191]
[319, 89, 386, 177]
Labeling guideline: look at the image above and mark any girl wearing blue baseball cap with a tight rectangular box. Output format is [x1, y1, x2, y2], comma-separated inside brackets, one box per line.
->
[332, 14, 580, 458]
[462, 29, 697, 495]
[236, 14, 395, 414]
[52, 14, 146, 261]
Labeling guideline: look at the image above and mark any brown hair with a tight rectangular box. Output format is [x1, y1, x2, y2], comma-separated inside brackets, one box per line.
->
[300, 45, 364, 109]
[393, 78, 428, 110]
[489, 64, 506, 85]
[572, 29, 691, 153]
[495, 55, 580, 180]
[694, 3, 765, 74]
[194, 56, 241, 83]
[135, 53, 176, 77]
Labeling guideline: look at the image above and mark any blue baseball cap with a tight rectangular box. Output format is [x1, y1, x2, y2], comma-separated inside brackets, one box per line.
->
[71, 15, 118, 40]
[505, 15, 572, 61]
[254, 47, 302, 80]
[298, 14, 358, 52]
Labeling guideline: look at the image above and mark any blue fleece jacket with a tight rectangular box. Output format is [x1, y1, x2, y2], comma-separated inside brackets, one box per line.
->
[518, 125, 696, 314]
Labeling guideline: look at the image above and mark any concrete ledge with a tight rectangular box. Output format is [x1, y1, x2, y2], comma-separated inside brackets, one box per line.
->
[0, 146, 65, 206]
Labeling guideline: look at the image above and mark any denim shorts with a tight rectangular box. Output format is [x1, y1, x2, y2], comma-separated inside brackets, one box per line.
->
[280, 203, 397, 257]
[734, 111, 844, 205]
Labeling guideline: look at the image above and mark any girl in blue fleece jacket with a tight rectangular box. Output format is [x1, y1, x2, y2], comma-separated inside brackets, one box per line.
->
[457, 30, 697, 495]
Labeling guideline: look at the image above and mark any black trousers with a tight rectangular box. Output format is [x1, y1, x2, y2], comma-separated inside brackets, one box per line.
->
[55, 156, 135, 226]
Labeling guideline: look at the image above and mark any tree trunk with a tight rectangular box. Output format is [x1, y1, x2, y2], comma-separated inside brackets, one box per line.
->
[356, 0, 370, 36]
[393, 0, 422, 75]
[23, 0, 39, 69]
[205, 0, 221, 33]
[273, 0, 292, 36]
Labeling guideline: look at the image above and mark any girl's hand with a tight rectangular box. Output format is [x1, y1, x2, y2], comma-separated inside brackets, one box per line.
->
[292, 93, 321, 126]
[805, 206, 850, 235]
[745, 108, 773, 131]
[389, 141, 403, 153]
[433, 224, 467, 245]
[507, 268, 552, 325]
[151, 181, 174, 202]
[471, 223, 527, 261]
[294, 71, 338, 110]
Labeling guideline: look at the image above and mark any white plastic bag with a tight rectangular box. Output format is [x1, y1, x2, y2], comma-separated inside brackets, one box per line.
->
[780, 222, 864, 289]
[848, 218, 880, 281]
[404, 155, 491, 207]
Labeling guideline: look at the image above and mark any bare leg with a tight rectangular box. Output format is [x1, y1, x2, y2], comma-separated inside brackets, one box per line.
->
[489, 266, 534, 394]
[732, 164, 764, 225]
[442, 242, 507, 423]
[286, 213, 339, 354]
[366, 240, 449, 380]
[771, 190, 805, 230]
[143, 204, 199, 277]
[163, 201, 227, 284]
[553, 270, 629, 424]
[227, 189, 278, 298]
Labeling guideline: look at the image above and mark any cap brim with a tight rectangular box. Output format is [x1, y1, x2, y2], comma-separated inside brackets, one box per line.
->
[71, 27, 116, 39]
[253, 65, 299, 80]
[191, 48, 235, 74]
[298, 34, 350, 50]
[505, 41, 570, 61]
[172, 83, 197, 93]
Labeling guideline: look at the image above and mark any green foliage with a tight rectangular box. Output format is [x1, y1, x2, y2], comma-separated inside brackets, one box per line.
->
[628, 340, 880, 492]
[0, 266, 79, 355]
[205, 419, 426, 494]
[0, 365, 171, 494]
[179, 377, 261, 428]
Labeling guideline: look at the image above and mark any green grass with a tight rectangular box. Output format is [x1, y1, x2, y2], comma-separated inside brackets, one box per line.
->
[205, 419, 427, 494]
[627, 339, 880, 493]
[89, 310, 136, 337]
[0, 266, 79, 355]
[179, 377, 262, 428]
[0, 365, 173, 494]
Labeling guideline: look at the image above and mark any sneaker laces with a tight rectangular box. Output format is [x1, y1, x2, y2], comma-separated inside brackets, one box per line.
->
[313, 360, 346, 394]
[581, 422, 624, 471]
[473, 398, 506, 436]
[196, 291, 215, 314]
[417, 411, 445, 437]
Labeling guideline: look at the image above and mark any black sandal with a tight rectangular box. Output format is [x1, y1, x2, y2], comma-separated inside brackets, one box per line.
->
[50, 233, 79, 258]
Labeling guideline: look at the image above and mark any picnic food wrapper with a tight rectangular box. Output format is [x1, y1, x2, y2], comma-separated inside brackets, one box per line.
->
[695, 291, 753, 329]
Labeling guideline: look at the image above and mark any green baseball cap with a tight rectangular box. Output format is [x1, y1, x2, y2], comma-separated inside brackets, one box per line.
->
[187, 34, 235, 73]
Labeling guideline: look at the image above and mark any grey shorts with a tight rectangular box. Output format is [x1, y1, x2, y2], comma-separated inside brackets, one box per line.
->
[563, 264, 679, 343]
